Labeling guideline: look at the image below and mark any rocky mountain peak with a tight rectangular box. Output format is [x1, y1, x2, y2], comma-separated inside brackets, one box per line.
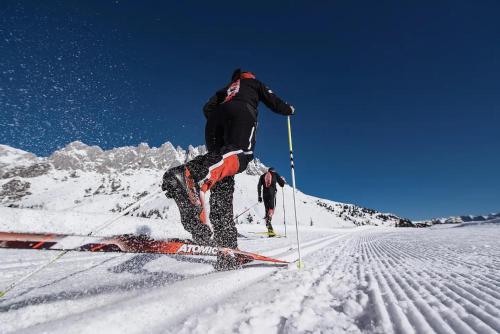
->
[0, 144, 40, 169]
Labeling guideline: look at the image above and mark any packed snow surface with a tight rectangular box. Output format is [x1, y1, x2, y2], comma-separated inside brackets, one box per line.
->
[1, 209, 499, 334]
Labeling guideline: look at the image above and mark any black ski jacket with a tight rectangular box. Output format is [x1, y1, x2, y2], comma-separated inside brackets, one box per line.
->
[258, 171, 286, 199]
[203, 75, 293, 119]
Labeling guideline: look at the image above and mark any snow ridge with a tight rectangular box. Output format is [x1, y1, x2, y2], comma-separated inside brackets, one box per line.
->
[417, 212, 500, 226]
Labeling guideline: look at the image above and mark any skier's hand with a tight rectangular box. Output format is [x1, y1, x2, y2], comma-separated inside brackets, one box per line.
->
[258, 196, 262, 203]
[289, 106, 295, 115]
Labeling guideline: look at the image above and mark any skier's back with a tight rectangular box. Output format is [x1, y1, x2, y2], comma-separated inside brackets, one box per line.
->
[258, 167, 286, 236]
[203, 69, 292, 120]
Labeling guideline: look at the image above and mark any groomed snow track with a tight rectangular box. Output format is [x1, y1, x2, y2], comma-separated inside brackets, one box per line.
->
[1, 225, 499, 333]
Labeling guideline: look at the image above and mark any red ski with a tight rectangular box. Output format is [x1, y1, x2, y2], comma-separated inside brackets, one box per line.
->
[0, 231, 289, 265]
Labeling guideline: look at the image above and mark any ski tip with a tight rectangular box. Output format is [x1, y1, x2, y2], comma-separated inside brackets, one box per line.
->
[296, 260, 305, 269]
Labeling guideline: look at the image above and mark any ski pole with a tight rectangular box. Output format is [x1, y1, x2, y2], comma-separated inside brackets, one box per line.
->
[232, 202, 259, 223]
[287, 116, 303, 268]
[0, 250, 69, 298]
[282, 187, 287, 237]
[0, 185, 162, 298]
[90, 188, 162, 236]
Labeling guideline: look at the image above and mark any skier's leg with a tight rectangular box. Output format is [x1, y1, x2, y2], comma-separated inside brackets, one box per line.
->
[162, 104, 255, 240]
[162, 165, 212, 244]
[167, 108, 254, 227]
[210, 176, 237, 249]
[211, 176, 254, 270]
[161, 112, 225, 243]
[264, 195, 276, 236]
[264, 200, 270, 225]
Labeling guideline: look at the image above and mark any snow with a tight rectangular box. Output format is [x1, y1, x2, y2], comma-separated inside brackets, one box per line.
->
[1, 142, 498, 333]
[1, 211, 499, 333]
[0, 145, 40, 168]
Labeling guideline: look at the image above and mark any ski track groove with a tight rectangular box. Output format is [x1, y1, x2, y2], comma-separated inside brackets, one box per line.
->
[401, 239, 499, 287]
[366, 233, 451, 334]
[395, 240, 498, 287]
[378, 235, 496, 330]
[359, 238, 391, 331]
[424, 271, 500, 332]
[450, 276, 500, 301]
[442, 282, 500, 317]
[382, 237, 500, 322]
[382, 232, 484, 271]
[379, 241, 490, 334]
[374, 232, 500, 334]
[360, 236, 394, 333]
[482, 273, 500, 286]
[401, 261, 493, 334]
[369, 236, 462, 334]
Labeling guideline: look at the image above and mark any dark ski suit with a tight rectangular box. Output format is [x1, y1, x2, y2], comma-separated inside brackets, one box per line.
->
[258, 170, 286, 229]
[185, 71, 293, 248]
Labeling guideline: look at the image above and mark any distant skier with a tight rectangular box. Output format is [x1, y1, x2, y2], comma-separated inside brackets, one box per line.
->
[258, 167, 286, 236]
[162, 69, 294, 270]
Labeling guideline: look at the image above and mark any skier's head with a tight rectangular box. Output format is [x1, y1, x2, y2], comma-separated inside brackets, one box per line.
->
[268, 167, 275, 173]
[231, 68, 241, 81]
[231, 68, 255, 81]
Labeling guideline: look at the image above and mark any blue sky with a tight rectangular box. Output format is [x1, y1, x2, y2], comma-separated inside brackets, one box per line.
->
[1, 1, 499, 220]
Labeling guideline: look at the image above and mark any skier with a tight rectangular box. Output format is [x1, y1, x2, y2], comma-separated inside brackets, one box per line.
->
[258, 167, 286, 236]
[162, 69, 294, 270]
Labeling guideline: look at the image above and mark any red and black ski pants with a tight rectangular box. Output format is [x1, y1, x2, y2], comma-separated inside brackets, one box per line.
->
[186, 101, 256, 248]
[263, 192, 277, 226]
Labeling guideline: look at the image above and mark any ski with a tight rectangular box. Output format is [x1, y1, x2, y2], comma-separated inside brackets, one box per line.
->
[0, 231, 289, 265]
[248, 231, 285, 238]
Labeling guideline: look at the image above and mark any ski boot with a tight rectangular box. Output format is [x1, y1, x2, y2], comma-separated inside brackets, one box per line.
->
[266, 220, 276, 238]
[191, 228, 215, 246]
[214, 249, 252, 271]
[162, 165, 201, 208]
[162, 165, 212, 244]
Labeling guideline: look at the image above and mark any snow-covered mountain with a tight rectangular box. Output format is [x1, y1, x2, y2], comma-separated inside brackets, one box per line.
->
[0, 142, 409, 228]
[418, 212, 500, 226]
[0, 145, 43, 171]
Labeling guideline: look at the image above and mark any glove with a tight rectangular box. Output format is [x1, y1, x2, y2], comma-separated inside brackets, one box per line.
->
[289, 106, 295, 115]
[258, 196, 262, 203]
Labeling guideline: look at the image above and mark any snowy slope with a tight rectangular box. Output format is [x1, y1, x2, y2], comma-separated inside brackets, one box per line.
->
[0, 145, 40, 169]
[0, 141, 409, 228]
